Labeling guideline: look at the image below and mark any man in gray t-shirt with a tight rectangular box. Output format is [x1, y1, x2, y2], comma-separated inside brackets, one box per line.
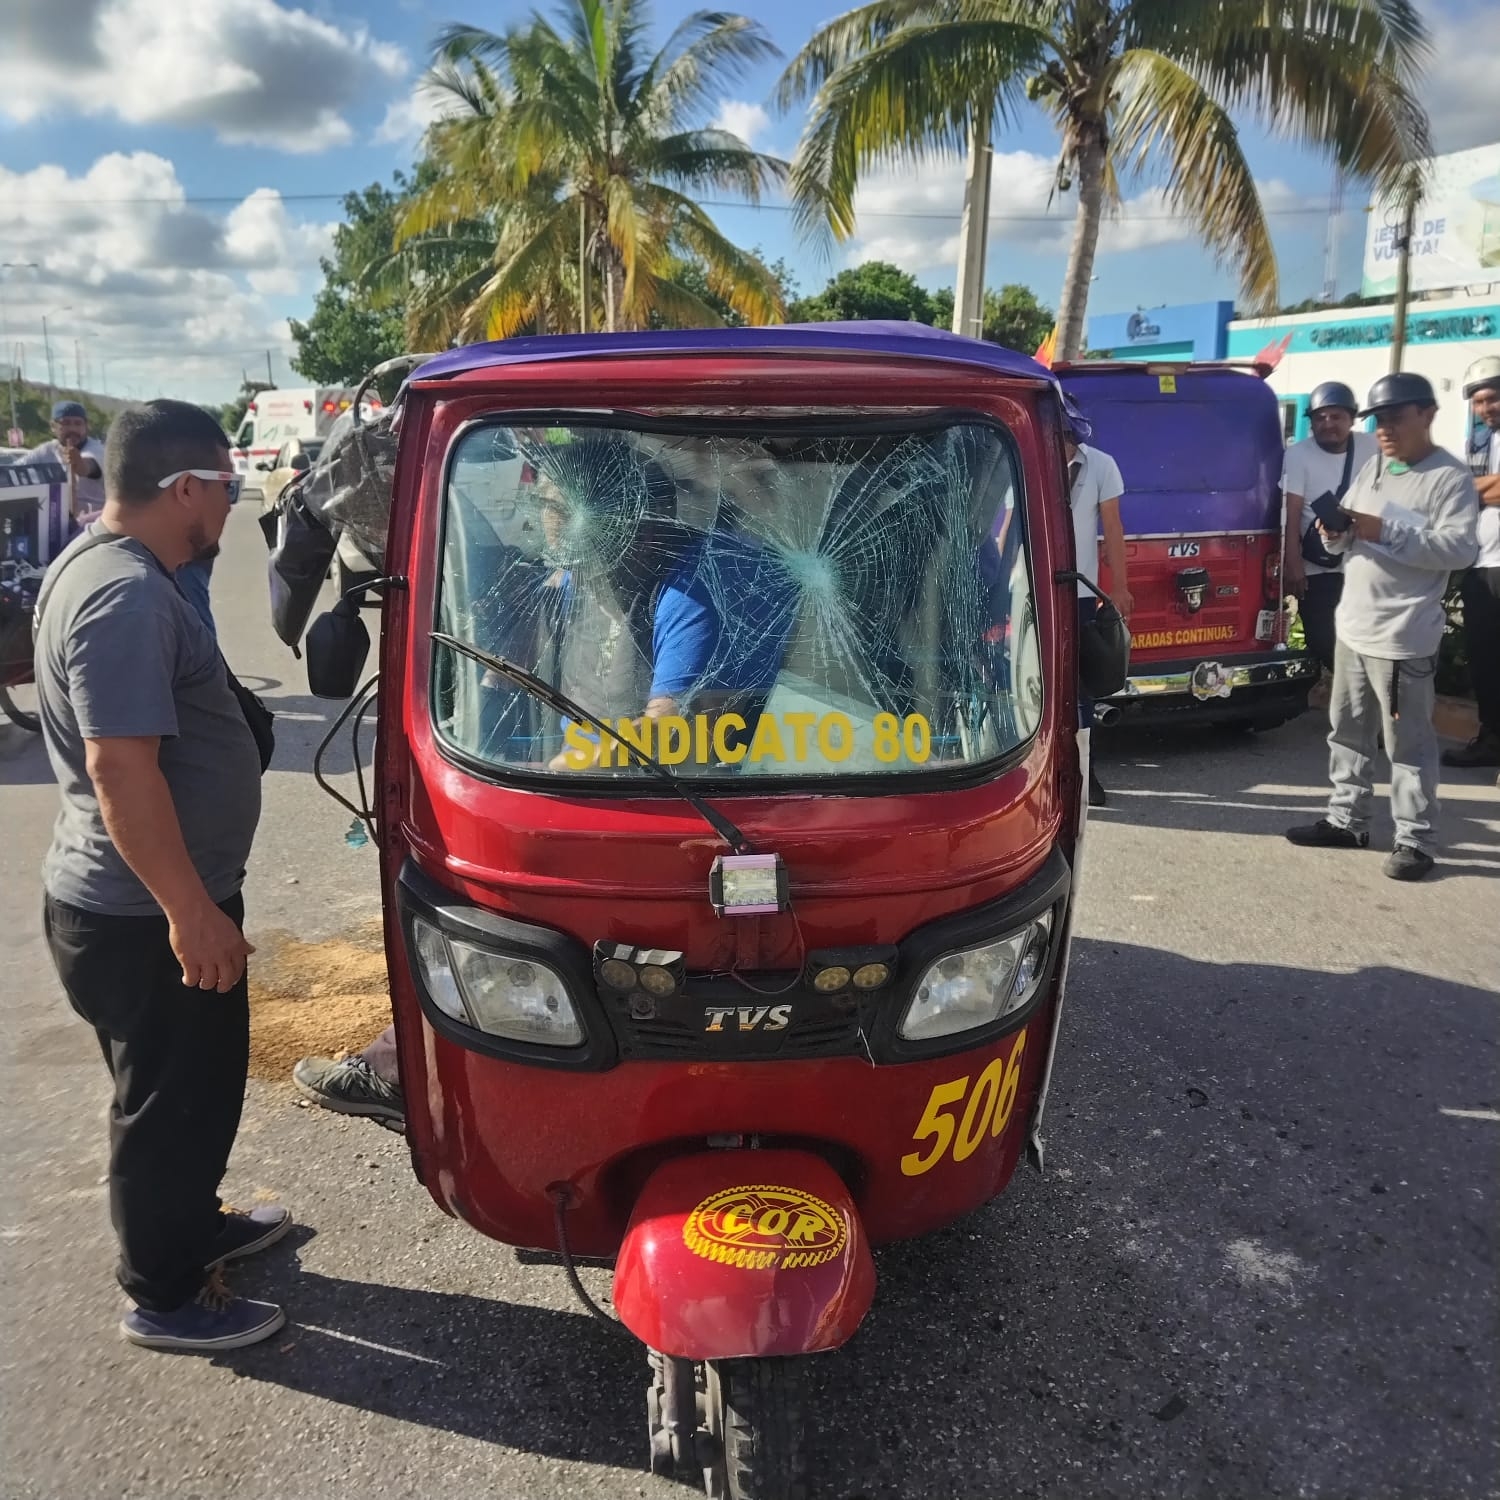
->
[1286, 373, 1479, 880]
[34, 399, 290, 1355]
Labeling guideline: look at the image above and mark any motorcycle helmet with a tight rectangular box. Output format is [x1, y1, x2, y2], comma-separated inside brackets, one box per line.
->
[1462, 355, 1500, 399]
[1360, 372, 1437, 417]
[1307, 381, 1358, 415]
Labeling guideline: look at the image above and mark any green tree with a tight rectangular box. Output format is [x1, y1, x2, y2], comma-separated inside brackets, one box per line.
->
[7, 379, 112, 448]
[929, 282, 1053, 350]
[399, 0, 789, 338]
[289, 177, 419, 381]
[779, 0, 1431, 359]
[221, 378, 273, 436]
[787, 260, 933, 322]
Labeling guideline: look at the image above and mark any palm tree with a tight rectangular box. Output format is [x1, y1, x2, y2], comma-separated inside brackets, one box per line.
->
[779, 0, 1431, 358]
[395, 0, 790, 338]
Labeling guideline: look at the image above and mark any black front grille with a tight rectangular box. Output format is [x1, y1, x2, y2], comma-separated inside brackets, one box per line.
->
[606, 983, 875, 1062]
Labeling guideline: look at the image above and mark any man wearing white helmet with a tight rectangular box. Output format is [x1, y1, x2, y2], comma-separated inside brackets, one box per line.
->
[1441, 354, 1500, 771]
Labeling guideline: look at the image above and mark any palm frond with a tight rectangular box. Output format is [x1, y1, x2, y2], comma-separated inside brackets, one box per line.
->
[785, 18, 1047, 240]
[648, 275, 728, 328]
[637, 129, 788, 200]
[641, 13, 782, 133]
[1111, 47, 1279, 313]
[1129, 0, 1431, 192]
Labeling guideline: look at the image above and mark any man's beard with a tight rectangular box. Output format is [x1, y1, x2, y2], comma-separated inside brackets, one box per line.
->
[187, 523, 221, 563]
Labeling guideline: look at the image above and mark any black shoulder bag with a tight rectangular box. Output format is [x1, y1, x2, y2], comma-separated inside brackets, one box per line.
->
[34, 531, 275, 773]
[1299, 440, 1358, 570]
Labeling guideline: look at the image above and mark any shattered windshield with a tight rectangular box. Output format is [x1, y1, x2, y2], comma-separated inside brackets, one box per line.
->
[432, 415, 1040, 782]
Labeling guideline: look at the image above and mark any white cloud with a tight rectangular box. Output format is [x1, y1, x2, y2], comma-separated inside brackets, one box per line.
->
[375, 78, 466, 147]
[713, 100, 772, 147]
[845, 149, 1204, 274]
[0, 154, 338, 405]
[1423, 8, 1500, 155]
[4, 0, 406, 152]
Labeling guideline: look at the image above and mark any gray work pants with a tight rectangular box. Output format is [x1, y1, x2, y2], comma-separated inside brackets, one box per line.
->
[1326, 642, 1440, 853]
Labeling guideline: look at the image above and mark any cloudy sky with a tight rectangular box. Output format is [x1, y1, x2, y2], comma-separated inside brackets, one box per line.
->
[2, 0, 1497, 408]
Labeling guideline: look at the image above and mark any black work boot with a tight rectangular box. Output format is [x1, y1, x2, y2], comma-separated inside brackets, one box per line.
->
[1285, 818, 1369, 849]
[1441, 732, 1500, 769]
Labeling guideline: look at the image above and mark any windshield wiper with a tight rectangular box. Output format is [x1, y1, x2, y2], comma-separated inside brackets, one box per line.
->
[430, 632, 752, 855]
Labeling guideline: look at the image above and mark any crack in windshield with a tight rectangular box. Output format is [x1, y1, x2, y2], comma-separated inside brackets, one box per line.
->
[433, 416, 1041, 780]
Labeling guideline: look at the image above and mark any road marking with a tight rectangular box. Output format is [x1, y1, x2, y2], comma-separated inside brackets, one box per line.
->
[299, 1323, 447, 1365]
[1440, 1107, 1500, 1123]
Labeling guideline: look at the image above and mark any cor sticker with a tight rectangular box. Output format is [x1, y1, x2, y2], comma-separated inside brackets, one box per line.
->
[683, 1185, 848, 1270]
[901, 1032, 1028, 1177]
[1158, 374, 1177, 393]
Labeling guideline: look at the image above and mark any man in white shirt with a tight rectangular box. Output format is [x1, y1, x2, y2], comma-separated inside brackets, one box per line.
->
[22, 400, 107, 525]
[1285, 373, 1478, 881]
[1064, 419, 1132, 806]
[1281, 382, 1381, 684]
[1442, 356, 1500, 771]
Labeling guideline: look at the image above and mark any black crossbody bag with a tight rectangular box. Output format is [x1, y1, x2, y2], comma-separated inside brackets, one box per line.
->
[1299, 440, 1358, 570]
[34, 531, 275, 773]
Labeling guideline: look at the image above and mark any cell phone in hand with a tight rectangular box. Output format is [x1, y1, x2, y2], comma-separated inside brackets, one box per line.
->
[1310, 491, 1354, 533]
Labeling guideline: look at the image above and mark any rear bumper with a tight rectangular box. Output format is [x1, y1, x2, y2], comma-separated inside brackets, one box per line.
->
[1104, 649, 1317, 721]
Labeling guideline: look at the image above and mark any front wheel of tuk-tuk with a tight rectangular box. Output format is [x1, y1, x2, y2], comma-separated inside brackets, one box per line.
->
[703, 1357, 809, 1500]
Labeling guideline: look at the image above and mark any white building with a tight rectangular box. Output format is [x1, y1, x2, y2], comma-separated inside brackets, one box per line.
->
[1226, 290, 1499, 457]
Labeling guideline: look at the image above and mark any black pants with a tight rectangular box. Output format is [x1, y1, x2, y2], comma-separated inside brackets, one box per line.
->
[1301, 571, 1344, 675]
[43, 892, 250, 1312]
[1461, 566, 1500, 738]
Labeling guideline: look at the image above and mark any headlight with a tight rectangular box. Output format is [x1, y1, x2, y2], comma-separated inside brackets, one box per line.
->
[899, 910, 1054, 1042]
[409, 916, 584, 1047]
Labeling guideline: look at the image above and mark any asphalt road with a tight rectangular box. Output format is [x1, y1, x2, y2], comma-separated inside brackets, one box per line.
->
[2, 504, 1496, 1500]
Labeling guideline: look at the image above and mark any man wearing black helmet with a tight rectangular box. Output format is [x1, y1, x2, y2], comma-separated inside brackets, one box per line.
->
[1281, 382, 1380, 689]
[1441, 355, 1500, 771]
[1286, 373, 1479, 880]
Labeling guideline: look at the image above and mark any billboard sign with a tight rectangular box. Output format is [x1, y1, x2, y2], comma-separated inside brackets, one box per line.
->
[1363, 143, 1500, 297]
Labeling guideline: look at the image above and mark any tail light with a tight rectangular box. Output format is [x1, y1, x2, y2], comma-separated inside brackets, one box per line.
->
[1263, 549, 1282, 604]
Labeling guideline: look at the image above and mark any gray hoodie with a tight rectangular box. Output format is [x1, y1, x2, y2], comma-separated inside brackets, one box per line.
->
[1328, 448, 1478, 659]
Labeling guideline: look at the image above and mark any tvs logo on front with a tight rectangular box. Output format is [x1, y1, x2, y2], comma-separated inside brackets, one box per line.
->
[682, 1185, 847, 1270]
[1167, 542, 1201, 558]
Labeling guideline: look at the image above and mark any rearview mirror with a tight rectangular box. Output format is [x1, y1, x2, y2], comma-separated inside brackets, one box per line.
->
[290, 453, 311, 472]
[305, 597, 370, 698]
[256, 459, 276, 471]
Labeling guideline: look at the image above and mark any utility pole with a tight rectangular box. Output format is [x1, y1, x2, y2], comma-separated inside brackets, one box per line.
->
[952, 107, 993, 340]
[265, 349, 275, 385]
[579, 199, 590, 335]
[1389, 189, 1417, 373]
[1320, 168, 1344, 305]
[42, 315, 55, 398]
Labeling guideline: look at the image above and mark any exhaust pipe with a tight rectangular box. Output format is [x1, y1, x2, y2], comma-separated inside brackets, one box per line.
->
[1093, 703, 1122, 728]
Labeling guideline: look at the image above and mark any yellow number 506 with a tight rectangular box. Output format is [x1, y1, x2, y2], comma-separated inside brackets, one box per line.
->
[900, 1033, 1028, 1177]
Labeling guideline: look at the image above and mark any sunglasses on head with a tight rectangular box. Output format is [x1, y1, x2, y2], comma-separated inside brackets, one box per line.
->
[158, 469, 242, 505]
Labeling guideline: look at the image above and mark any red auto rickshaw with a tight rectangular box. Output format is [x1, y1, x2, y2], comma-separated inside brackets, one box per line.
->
[298, 325, 1123, 1497]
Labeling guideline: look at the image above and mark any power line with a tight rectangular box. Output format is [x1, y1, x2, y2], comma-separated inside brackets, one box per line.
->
[2, 191, 1336, 224]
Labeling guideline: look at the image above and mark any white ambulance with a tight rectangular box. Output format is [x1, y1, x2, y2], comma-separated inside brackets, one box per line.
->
[230, 386, 381, 492]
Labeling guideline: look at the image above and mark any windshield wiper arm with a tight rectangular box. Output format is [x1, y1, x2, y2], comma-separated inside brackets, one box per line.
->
[430, 632, 752, 855]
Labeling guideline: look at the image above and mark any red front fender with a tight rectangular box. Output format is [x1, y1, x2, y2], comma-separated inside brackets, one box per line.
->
[611, 1149, 876, 1360]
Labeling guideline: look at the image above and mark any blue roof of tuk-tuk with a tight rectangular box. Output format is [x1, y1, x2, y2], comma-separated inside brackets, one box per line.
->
[410, 322, 1057, 385]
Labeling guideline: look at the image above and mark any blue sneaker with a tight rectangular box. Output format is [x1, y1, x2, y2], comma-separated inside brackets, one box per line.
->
[208, 1204, 292, 1267]
[121, 1271, 285, 1353]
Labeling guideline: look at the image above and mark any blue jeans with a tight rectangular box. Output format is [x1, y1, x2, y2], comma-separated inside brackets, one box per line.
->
[176, 557, 216, 641]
